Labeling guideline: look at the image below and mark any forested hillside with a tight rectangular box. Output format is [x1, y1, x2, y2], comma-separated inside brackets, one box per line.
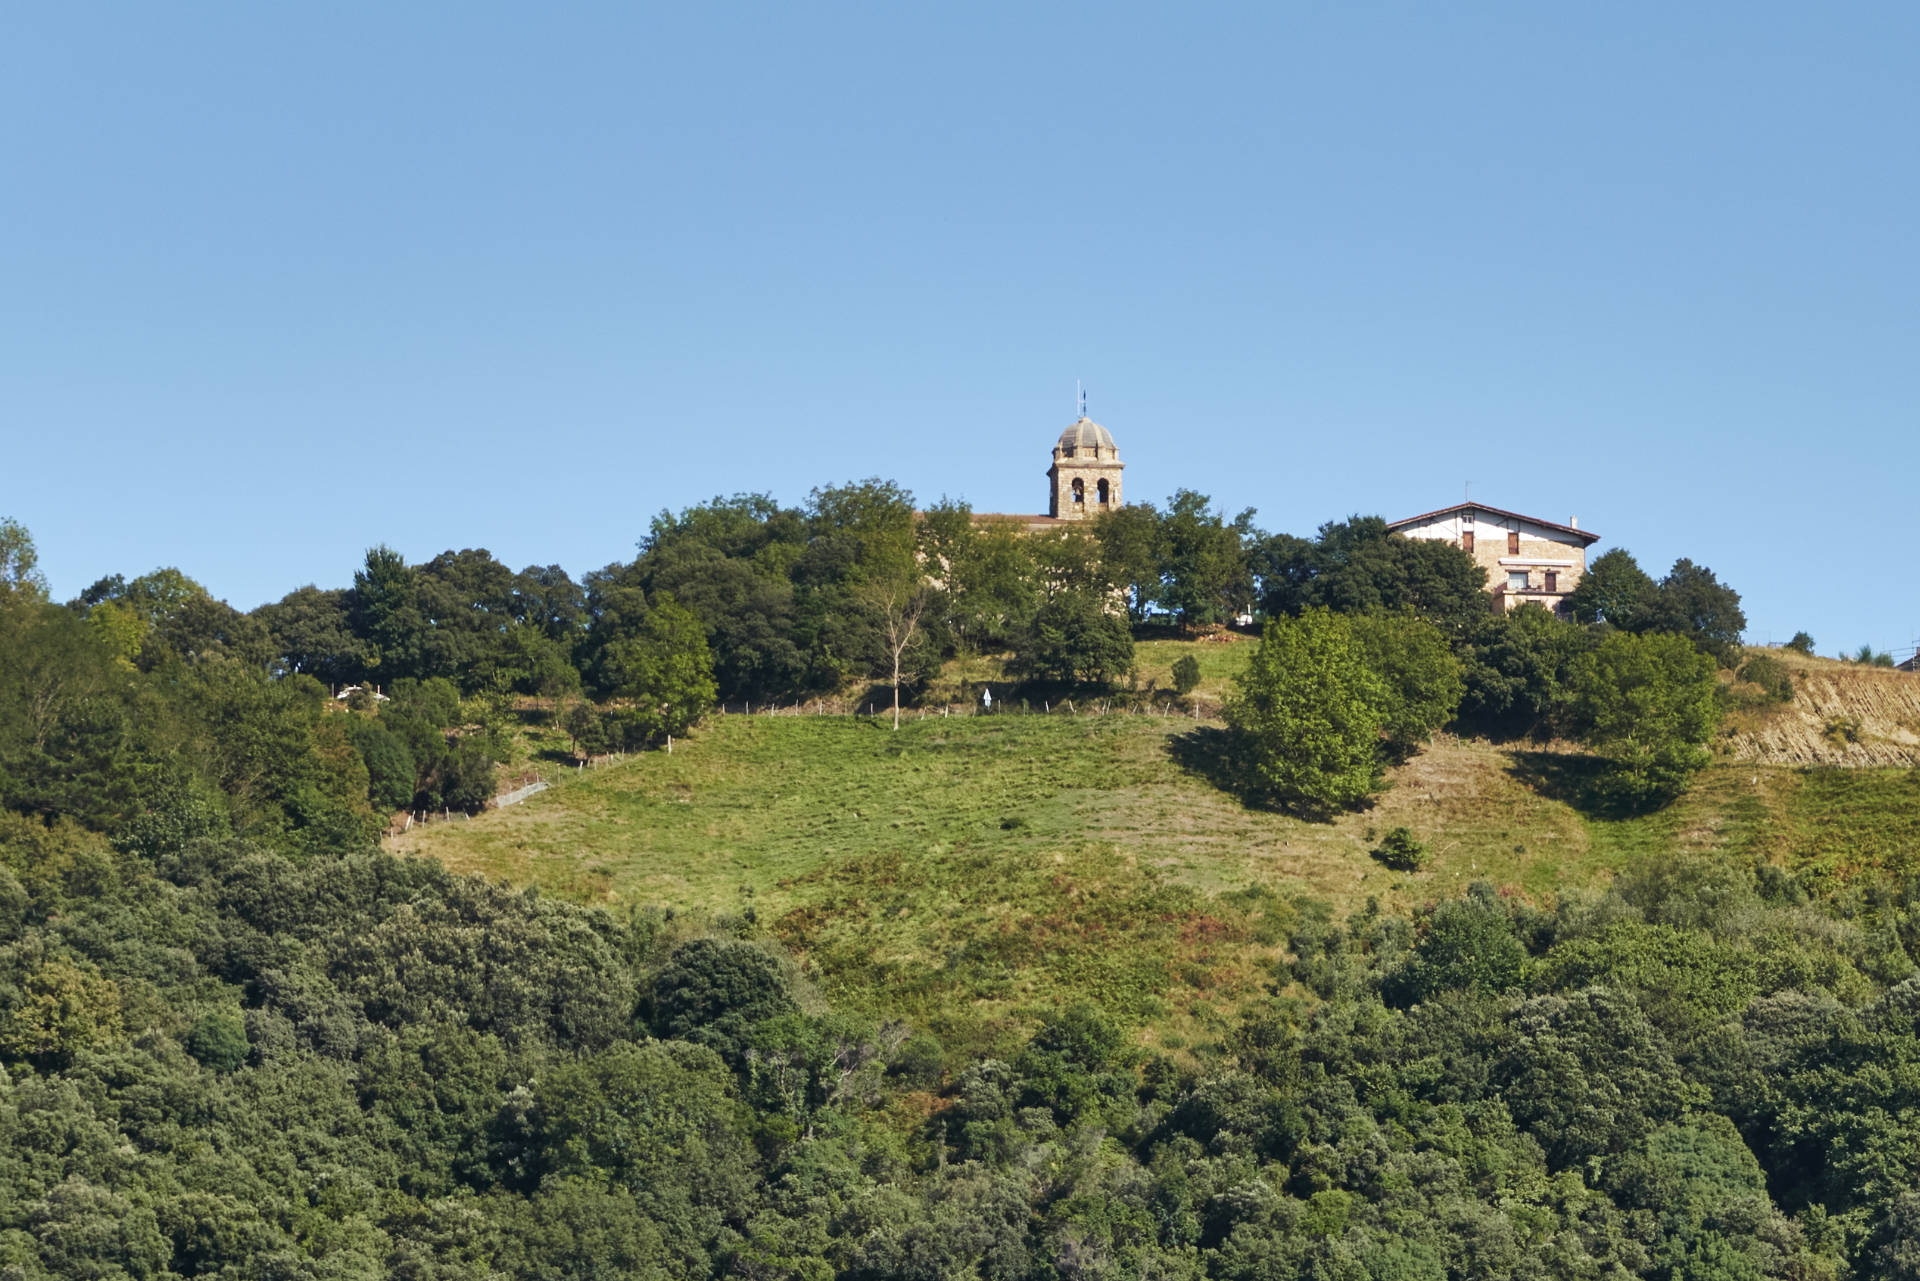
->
[7, 787, 1920, 1277]
[6, 509, 1920, 1279]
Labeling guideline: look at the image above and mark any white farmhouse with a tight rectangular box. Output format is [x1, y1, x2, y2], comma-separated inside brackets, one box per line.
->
[1388, 502, 1600, 616]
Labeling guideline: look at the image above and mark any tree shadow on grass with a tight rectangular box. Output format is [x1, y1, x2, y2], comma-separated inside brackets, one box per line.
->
[1164, 727, 1350, 824]
[1506, 750, 1658, 821]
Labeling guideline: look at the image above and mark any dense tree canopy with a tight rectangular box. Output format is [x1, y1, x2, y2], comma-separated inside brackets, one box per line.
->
[1565, 547, 1659, 630]
[1649, 557, 1749, 664]
[1254, 516, 1486, 631]
[1347, 611, 1467, 763]
[1226, 608, 1468, 814]
[1014, 590, 1136, 689]
[1157, 490, 1254, 627]
[1568, 630, 1721, 809]
[0, 783, 1911, 1278]
[1565, 548, 1749, 665]
[600, 593, 718, 740]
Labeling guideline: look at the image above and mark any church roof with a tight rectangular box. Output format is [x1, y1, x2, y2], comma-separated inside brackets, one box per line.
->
[1056, 416, 1118, 456]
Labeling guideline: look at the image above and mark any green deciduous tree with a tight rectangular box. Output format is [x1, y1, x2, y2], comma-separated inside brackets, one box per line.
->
[1495, 987, 1701, 1169]
[1347, 612, 1464, 762]
[1385, 890, 1528, 1004]
[1649, 558, 1747, 664]
[0, 604, 142, 828]
[511, 562, 587, 642]
[793, 479, 923, 694]
[649, 938, 799, 1061]
[919, 502, 1037, 656]
[1455, 604, 1594, 739]
[84, 598, 147, 666]
[0, 518, 48, 605]
[350, 544, 423, 681]
[77, 568, 273, 672]
[1226, 609, 1387, 816]
[1255, 516, 1486, 632]
[530, 1040, 758, 1267]
[1568, 631, 1720, 808]
[256, 584, 367, 685]
[1014, 591, 1135, 689]
[1027, 525, 1111, 603]
[1094, 502, 1166, 622]
[1564, 548, 1658, 630]
[602, 593, 717, 741]
[1159, 490, 1250, 627]
[0, 960, 123, 1063]
[627, 494, 811, 703]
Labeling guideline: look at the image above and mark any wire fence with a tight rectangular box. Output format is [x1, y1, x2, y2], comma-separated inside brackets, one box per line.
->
[391, 695, 1219, 839]
[714, 696, 1220, 720]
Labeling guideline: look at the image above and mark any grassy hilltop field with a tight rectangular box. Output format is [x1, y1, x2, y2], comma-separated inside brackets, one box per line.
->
[394, 634, 1920, 1054]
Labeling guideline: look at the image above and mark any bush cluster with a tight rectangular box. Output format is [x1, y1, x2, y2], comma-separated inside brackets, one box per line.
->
[1739, 654, 1796, 703]
[1370, 826, 1430, 871]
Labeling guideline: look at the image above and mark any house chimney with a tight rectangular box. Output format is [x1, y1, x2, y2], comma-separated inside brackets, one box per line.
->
[1569, 515, 1579, 529]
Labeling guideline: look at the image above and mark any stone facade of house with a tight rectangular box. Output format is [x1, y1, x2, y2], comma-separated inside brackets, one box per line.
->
[1387, 502, 1600, 615]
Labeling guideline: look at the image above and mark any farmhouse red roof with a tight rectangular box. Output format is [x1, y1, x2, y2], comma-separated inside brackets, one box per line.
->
[1386, 502, 1600, 546]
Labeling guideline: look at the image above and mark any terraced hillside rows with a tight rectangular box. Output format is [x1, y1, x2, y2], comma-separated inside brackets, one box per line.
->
[1724, 649, 1920, 765]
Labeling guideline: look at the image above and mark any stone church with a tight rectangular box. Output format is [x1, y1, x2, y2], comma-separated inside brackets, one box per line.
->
[968, 414, 1126, 531]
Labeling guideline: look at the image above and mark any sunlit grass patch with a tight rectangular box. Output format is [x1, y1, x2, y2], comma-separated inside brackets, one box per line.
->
[392, 705, 1920, 1048]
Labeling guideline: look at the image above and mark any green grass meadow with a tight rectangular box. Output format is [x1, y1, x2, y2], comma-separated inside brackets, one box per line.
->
[392, 630, 1920, 1054]
[388, 696, 1914, 1054]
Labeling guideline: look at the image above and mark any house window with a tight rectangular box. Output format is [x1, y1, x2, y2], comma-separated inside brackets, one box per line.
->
[1462, 531, 1475, 554]
[1507, 531, 1520, 555]
[1544, 571, 1558, 593]
[1507, 570, 1529, 592]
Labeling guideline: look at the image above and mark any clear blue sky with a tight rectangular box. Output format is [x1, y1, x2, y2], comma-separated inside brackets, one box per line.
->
[5, 4, 1915, 656]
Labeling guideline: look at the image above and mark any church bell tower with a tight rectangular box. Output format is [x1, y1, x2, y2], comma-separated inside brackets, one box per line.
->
[1047, 413, 1124, 519]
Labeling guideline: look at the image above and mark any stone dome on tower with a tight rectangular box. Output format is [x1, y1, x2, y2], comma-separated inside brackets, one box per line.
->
[1054, 416, 1118, 460]
[1047, 415, 1124, 519]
